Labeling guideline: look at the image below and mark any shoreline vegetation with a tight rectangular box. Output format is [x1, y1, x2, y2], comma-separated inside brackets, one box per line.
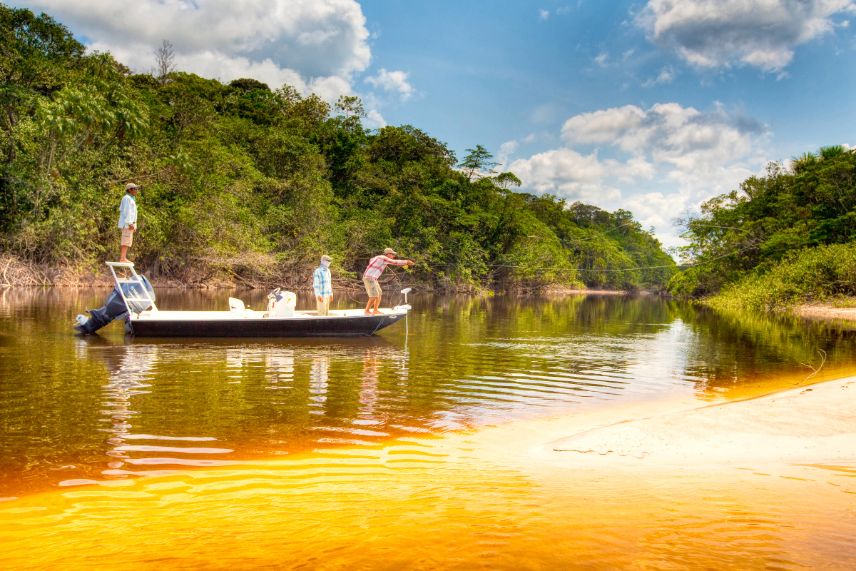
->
[0, 6, 675, 295]
[1, 5, 853, 312]
[0, 252, 644, 294]
[669, 146, 856, 317]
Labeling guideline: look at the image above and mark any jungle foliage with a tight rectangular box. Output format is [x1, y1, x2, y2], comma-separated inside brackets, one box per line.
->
[671, 145, 856, 308]
[0, 5, 675, 290]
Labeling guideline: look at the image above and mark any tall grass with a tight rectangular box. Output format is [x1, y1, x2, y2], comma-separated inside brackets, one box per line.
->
[708, 242, 856, 313]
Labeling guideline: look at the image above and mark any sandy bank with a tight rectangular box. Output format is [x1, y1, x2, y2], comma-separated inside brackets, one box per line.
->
[550, 377, 856, 466]
[795, 302, 856, 323]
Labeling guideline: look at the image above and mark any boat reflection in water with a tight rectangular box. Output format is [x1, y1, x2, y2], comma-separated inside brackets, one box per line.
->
[65, 334, 413, 487]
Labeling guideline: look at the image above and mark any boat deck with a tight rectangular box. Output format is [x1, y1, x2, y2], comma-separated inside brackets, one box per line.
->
[133, 308, 405, 322]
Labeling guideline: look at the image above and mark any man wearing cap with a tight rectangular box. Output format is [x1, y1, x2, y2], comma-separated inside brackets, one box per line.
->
[118, 182, 139, 263]
[313, 254, 333, 316]
[363, 248, 413, 315]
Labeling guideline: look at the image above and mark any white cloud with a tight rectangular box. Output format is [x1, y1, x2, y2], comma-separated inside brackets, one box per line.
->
[365, 68, 415, 100]
[539, 9, 551, 20]
[497, 140, 520, 168]
[364, 109, 387, 130]
[608, 156, 657, 183]
[23, 0, 371, 102]
[623, 191, 693, 249]
[639, 0, 856, 71]
[508, 148, 621, 205]
[594, 52, 608, 67]
[561, 105, 647, 146]
[508, 102, 770, 247]
[642, 66, 675, 87]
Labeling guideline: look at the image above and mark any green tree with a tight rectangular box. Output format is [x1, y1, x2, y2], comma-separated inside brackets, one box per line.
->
[459, 144, 496, 181]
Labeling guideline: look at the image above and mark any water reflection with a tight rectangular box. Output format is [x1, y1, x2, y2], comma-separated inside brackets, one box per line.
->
[98, 344, 156, 477]
[1, 289, 855, 495]
[309, 354, 329, 415]
[82, 338, 410, 483]
[677, 304, 856, 391]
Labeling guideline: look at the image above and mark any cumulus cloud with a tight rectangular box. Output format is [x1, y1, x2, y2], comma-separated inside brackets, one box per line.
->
[562, 105, 647, 147]
[639, 0, 856, 71]
[508, 102, 770, 247]
[365, 68, 415, 100]
[508, 148, 622, 204]
[562, 102, 765, 170]
[23, 0, 371, 102]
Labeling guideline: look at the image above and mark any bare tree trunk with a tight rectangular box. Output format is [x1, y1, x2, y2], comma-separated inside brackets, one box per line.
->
[155, 40, 176, 85]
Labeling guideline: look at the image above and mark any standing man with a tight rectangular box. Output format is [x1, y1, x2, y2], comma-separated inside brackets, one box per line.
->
[313, 254, 333, 316]
[118, 182, 139, 263]
[363, 248, 413, 315]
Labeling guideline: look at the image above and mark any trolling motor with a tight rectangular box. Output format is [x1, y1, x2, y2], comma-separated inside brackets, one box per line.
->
[74, 271, 155, 335]
[393, 287, 412, 311]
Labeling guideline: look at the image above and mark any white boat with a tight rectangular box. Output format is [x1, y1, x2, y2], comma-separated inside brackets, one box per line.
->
[75, 262, 411, 338]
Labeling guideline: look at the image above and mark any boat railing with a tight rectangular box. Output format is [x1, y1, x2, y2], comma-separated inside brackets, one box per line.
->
[106, 261, 158, 316]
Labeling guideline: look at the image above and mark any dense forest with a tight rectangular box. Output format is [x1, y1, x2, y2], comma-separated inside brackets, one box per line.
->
[0, 5, 675, 291]
[670, 146, 856, 311]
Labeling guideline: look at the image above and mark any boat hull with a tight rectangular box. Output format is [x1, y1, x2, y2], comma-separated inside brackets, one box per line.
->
[128, 312, 406, 338]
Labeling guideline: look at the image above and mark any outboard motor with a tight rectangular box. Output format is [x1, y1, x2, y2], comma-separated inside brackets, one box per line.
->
[74, 275, 155, 335]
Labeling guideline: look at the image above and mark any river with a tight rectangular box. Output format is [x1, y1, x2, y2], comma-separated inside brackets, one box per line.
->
[1, 289, 855, 568]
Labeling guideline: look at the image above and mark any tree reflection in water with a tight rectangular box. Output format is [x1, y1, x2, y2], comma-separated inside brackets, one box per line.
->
[1, 289, 855, 496]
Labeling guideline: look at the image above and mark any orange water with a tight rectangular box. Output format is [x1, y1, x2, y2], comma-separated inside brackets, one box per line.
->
[3, 291, 856, 568]
[2, 394, 855, 570]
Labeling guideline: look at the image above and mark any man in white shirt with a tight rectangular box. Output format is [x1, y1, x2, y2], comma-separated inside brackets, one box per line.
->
[118, 182, 139, 263]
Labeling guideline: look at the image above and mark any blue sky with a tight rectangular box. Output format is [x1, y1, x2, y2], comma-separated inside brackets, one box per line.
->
[15, 0, 856, 248]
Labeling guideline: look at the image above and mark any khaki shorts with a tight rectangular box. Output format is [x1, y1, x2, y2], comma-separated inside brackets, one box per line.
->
[363, 278, 382, 298]
[121, 227, 134, 247]
[316, 296, 330, 316]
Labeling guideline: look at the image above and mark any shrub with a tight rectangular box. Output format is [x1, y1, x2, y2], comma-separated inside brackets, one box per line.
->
[708, 242, 856, 313]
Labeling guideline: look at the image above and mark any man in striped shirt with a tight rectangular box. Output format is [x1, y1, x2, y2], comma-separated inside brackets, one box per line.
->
[363, 248, 413, 315]
[313, 255, 333, 316]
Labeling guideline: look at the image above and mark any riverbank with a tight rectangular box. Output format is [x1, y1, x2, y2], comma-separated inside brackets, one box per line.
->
[547, 375, 856, 465]
[0, 254, 634, 294]
[795, 302, 856, 323]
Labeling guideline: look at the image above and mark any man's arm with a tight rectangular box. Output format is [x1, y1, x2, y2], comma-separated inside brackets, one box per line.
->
[312, 269, 322, 297]
[118, 196, 128, 228]
[128, 199, 137, 229]
[385, 256, 412, 267]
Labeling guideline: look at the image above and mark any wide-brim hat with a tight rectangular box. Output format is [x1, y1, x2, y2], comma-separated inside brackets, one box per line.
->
[383, 247, 397, 256]
[125, 182, 140, 191]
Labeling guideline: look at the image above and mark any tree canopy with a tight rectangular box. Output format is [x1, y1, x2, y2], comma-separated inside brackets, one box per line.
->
[670, 146, 856, 302]
[0, 4, 675, 291]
